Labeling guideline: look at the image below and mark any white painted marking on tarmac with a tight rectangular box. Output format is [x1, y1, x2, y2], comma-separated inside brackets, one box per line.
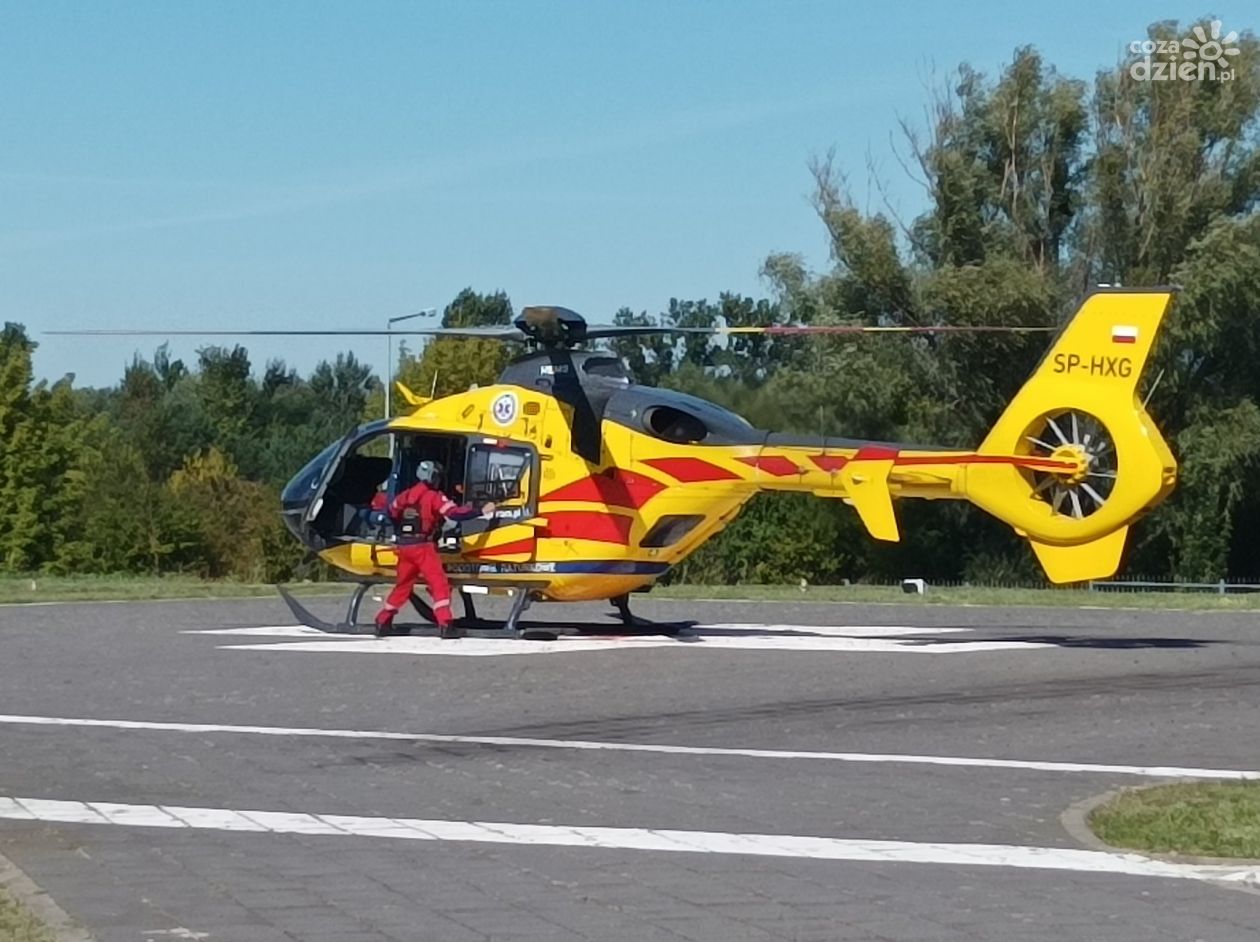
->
[192, 622, 967, 639]
[191, 625, 363, 639]
[694, 623, 968, 636]
[220, 636, 1047, 656]
[1, 713, 1256, 781]
[0, 794, 1255, 886]
[189, 622, 1049, 657]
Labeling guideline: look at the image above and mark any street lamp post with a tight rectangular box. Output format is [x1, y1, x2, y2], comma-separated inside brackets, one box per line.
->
[385, 308, 437, 420]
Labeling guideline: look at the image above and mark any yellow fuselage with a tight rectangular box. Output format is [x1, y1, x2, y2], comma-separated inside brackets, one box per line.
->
[318, 384, 1063, 601]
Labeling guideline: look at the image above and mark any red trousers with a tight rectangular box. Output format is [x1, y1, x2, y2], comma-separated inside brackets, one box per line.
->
[379, 542, 453, 627]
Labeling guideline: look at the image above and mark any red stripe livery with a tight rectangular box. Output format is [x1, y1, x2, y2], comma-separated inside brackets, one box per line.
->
[539, 512, 633, 544]
[736, 455, 803, 477]
[642, 457, 742, 483]
[541, 468, 665, 510]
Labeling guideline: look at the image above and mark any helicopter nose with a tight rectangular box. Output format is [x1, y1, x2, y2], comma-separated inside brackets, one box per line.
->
[280, 442, 339, 548]
[280, 504, 306, 542]
[279, 471, 312, 544]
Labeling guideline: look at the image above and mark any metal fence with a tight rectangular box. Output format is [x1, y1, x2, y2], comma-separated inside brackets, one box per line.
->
[1087, 577, 1260, 595]
[881, 576, 1260, 595]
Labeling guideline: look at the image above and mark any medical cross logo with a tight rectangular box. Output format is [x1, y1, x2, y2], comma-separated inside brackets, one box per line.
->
[491, 391, 518, 426]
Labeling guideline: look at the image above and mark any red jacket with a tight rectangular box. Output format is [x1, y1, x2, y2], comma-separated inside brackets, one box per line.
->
[388, 482, 480, 541]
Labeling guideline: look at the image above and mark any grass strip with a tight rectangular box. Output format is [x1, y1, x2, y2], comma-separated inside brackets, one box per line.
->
[0, 888, 54, 942]
[651, 582, 1260, 611]
[0, 575, 345, 605]
[1090, 782, 1260, 859]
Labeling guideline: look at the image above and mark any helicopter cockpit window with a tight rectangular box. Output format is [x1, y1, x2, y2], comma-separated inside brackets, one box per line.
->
[582, 356, 630, 381]
[281, 441, 340, 508]
[645, 405, 708, 444]
[465, 445, 531, 503]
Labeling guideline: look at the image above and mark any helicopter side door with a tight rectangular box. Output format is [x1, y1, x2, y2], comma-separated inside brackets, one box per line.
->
[452, 439, 540, 562]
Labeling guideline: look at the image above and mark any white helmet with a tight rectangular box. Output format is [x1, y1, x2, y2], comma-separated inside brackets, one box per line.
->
[415, 460, 443, 485]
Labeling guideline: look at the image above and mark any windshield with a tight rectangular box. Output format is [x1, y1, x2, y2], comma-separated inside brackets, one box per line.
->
[280, 441, 340, 507]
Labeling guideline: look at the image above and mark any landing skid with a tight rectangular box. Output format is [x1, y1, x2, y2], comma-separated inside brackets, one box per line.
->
[275, 584, 543, 638]
[276, 584, 370, 635]
[276, 586, 688, 640]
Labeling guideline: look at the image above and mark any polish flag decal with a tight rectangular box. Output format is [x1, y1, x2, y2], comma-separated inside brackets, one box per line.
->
[1112, 325, 1138, 344]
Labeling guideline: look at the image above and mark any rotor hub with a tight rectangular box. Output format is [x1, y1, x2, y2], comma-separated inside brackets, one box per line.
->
[1047, 444, 1091, 484]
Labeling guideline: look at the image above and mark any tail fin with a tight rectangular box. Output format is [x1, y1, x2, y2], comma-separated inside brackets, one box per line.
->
[965, 289, 1177, 583]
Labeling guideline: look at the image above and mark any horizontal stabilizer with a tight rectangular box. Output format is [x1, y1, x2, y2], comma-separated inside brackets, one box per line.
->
[840, 458, 899, 542]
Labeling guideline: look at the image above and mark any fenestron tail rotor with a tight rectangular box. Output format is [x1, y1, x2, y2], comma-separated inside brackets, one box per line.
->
[1024, 410, 1118, 520]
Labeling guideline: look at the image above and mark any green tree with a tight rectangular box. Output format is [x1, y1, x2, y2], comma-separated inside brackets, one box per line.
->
[608, 308, 675, 387]
[1086, 21, 1260, 286]
[0, 325, 102, 571]
[168, 448, 298, 580]
[673, 493, 853, 584]
[442, 287, 513, 328]
[63, 436, 203, 575]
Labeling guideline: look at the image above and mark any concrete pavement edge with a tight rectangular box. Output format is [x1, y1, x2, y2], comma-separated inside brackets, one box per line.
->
[0, 850, 95, 942]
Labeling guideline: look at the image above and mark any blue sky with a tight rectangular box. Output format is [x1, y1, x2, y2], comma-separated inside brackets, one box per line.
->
[4, 1, 1254, 387]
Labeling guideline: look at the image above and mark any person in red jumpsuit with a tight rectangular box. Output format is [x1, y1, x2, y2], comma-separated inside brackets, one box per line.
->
[375, 460, 494, 638]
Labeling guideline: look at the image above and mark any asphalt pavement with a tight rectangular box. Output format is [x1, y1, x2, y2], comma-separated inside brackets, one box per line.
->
[1, 592, 1258, 941]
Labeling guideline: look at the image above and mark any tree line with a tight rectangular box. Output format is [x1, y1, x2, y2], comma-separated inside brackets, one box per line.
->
[3, 19, 1258, 585]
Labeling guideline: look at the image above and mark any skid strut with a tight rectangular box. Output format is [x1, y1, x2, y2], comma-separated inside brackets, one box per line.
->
[345, 583, 371, 626]
[505, 589, 536, 636]
[460, 589, 479, 622]
[611, 593, 640, 626]
[609, 592, 684, 636]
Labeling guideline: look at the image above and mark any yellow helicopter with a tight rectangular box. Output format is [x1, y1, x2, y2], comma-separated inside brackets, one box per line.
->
[63, 288, 1177, 635]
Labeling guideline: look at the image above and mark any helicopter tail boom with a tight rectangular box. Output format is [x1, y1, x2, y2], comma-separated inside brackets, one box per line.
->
[715, 289, 1176, 582]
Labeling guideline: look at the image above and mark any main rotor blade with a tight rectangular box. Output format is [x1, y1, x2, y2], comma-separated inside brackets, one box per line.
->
[581, 325, 708, 340]
[707, 325, 1059, 335]
[47, 327, 529, 340]
[49, 324, 1059, 340]
[598, 325, 1059, 338]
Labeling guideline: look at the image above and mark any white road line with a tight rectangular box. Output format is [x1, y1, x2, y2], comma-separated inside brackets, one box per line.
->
[188, 625, 366, 639]
[0, 713, 1255, 780]
[0, 794, 1254, 885]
